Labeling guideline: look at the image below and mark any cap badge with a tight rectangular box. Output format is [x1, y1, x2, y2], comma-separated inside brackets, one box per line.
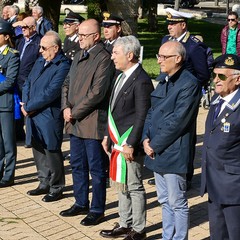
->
[224, 57, 234, 66]
[103, 12, 110, 20]
[166, 12, 172, 19]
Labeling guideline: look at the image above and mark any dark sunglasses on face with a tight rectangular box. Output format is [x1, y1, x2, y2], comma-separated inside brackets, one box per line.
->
[227, 18, 237, 22]
[21, 25, 32, 29]
[212, 72, 238, 81]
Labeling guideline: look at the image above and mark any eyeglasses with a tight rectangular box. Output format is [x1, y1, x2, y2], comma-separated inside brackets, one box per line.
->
[212, 72, 239, 81]
[227, 18, 237, 22]
[156, 54, 177, 61]
[78, 32, 96, 39]
[63, 22, 77, 27]
[39, 45, 55, 51]
[21, 25, 33, 29]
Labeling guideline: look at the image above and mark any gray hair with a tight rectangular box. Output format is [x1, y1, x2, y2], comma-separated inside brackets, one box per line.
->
[114, 35, 141, 60]
[174, 41, 186, 62]
[32, 6, 43, 15]
[11, 5, 20, 15]
[44, 30, 62, 49]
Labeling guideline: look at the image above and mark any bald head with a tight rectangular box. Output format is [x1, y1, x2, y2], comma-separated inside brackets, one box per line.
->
[78, 19, 101, 50]
[23, 16, 36, 27]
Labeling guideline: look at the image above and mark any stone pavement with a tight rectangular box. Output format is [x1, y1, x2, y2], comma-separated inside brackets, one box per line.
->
[0, 108, 209, 240]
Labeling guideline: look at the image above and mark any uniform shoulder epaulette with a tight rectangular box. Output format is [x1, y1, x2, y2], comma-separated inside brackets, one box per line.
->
[9, 48, 19, 54]
[190, 35, 201, 43]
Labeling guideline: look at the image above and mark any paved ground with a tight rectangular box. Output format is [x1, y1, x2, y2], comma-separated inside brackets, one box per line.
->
[0, 107, 209, 240]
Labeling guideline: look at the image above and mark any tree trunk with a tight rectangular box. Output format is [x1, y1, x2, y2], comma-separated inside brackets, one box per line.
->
[38, 0, 62, 32]
[106, 0, 140, 36]
[147, 0, 158, 32]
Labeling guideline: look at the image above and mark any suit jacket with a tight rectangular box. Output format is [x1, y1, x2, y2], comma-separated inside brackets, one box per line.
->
[62, 41, 115, 139]
[161, 32, 210, 85]
[15, 34, 41, 91]
[201, 89, 240, 205]
[0, 46, 20, 111]
[142, 68, 202, 174]
[63, 35, 81, 61]
[110, 64, 154, 149]
[22, 52, 71, 150]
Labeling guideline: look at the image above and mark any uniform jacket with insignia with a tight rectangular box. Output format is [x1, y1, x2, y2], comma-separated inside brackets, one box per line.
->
[0, 46, 20, 111]
[161, 31, 210, 85]
[63, 34, 81, 61]
[201, 89, 240, 204]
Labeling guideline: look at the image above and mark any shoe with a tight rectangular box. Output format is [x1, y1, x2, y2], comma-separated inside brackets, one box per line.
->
[27, 187, 50, 196]
[24, 144, 32, 148]
[0, 180, 14, 188]
[80, 212, 104, 226]
[123, 230, 146, 240]
[148, 178, 155, 185]
[100, 222, 131, 238]
[42, 191, 63, 202]
[60, 204, 89, 217]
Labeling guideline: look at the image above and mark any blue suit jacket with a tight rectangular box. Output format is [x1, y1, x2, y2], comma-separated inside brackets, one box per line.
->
[201, 89, 240, 204]
[142, 68, 202, 174]
[22, 52, 70, 150]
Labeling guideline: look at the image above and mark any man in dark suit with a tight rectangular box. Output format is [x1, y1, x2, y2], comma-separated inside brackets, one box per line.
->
[142, 41, 202, 239]
[63, 10, 84, 61]
[60, 19, 115, 226]
[100, 36, 153, 240]
[102, 12, 123, 53]
[148, 8, 210, 187]
[21, 31, 71, 202]
[201, 54, 240, 240]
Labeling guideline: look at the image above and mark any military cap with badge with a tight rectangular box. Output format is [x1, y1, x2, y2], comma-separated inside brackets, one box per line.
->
[64, 8, 85, 23]
[0, 19, 14, 36]
[165, 7, 193, 24]
[102, 12, 124, 27]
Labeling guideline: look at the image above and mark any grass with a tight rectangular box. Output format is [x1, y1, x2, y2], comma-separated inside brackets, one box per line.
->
[58, 14, 223, 78]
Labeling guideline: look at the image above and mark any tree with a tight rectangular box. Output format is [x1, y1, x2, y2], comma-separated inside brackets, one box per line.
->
[106, 0, 140, 36]
[146, 0, 158, 32]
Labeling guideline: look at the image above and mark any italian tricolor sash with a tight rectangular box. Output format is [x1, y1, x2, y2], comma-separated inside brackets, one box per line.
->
[108, 107, 133, 186]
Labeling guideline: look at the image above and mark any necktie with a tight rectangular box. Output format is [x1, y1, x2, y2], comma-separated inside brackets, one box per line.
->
[111, 73, 126, 110]
[213, 98, 224, 124]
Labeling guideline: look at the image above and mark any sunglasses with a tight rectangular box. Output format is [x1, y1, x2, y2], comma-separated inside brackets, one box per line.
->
[39, 45, 55, 51]
[212, 72, 238, 81]
[227, 18, 237, 22]
[21, 25, 33, 29]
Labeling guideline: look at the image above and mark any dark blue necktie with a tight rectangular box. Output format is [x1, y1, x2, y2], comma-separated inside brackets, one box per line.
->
[213, 98, 224, 124]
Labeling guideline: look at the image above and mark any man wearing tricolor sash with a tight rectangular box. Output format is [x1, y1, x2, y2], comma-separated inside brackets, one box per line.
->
[100, 36, 154, 240]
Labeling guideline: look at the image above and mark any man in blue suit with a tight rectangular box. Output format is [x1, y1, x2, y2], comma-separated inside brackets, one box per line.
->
[21, 31, 70, 202]
[201, 54, 240, 240]
[143, 41, 202, 239]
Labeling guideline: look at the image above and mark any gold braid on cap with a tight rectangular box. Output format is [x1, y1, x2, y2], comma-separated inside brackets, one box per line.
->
[224, 57, 235, 66]
[103, 12, 110, 20]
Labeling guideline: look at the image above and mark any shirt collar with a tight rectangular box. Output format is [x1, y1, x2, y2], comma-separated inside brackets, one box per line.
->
[0, 45, 8, 54]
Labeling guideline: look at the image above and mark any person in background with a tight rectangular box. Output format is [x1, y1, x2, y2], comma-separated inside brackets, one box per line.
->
[142, 41, 202, 239]
[100, 35, 153, 240]
[8, 5, 19, 24]
[102, 11, 123, 53]
[21, 31, 70, 202]
[14, 12, 29, 39]
[221, 11, 240, 56]
[63, 10, 84, 61]
[0, 20, 20, 188]
[201, 54, 240, 240]
[13, 16, 41, 143]
[31, 6, 52, 37]
[60, 19, 114, 226]
[1, 6, 10, 21]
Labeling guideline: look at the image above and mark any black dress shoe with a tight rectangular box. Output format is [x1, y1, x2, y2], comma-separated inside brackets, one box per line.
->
[0, 180, 14, 188]
[60, 205, 89, 217]
[100, 222, 131, 238]
[24, 144, 32, 148]
[80, 212, 104, 226]
[27, 187, 50, 196]
[148, 178, 155, 185]
[42, 191, 63, 202]
[123, 230, 146, 240]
